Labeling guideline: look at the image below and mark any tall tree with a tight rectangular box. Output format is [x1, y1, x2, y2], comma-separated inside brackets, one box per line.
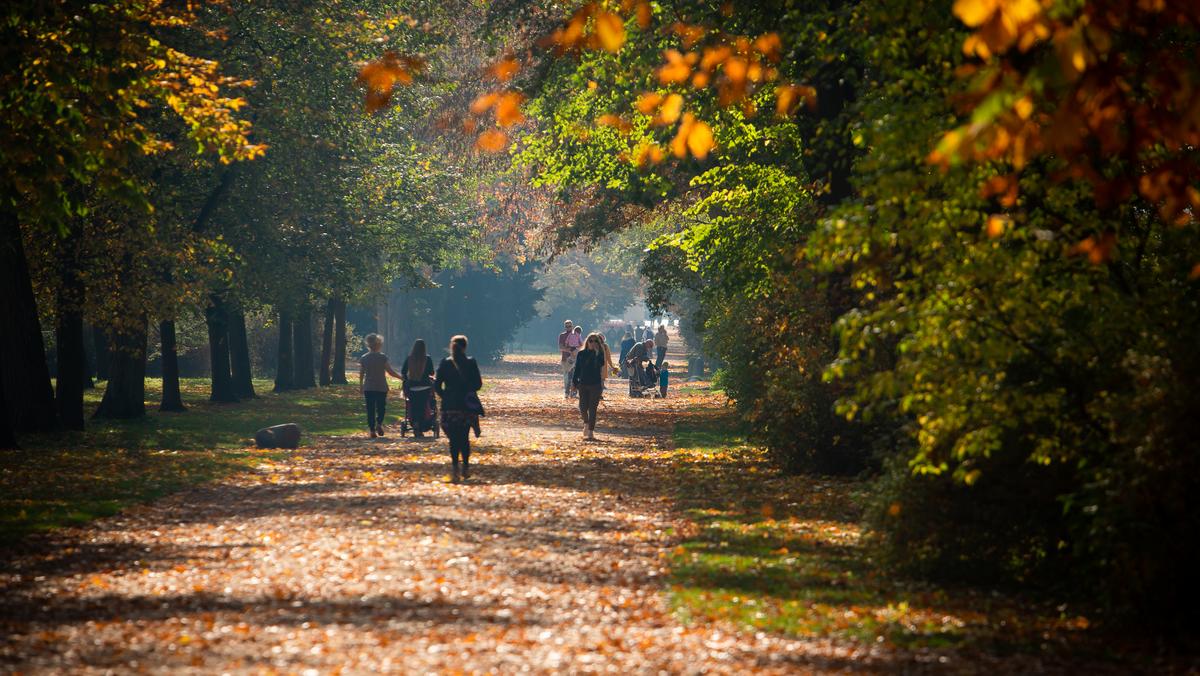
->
[229, 305, 256, 399]
[0, 211, 56, 433]
[274, 309, 295, 393]
[158, 319, 186, 412]
[331, 298, 348, 385]
[319, 297, 334, 386]
[293, 304, 316, 389]
[205, 295, 238, 403]
[93, 317, 148, 420]
[54, 226, 87, 430]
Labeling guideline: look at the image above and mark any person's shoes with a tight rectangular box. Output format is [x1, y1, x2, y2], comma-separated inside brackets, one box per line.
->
[451, 461, 461, 483]
[376, 425, 386, 437]
[370, 428, 377, 439]
[585, 427, 594, 440]
[461, 463, 470, 480]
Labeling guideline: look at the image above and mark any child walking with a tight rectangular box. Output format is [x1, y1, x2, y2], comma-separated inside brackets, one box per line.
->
[659, 361, 670, 398]
[359, 333, 403, 439]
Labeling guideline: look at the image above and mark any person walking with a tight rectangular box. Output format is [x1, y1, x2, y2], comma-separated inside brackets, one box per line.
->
[435, 334, 483, 482]
[625, 337, 654, 396]
[572, 332, 606, 440]
[359, 333, 403, 438]
[655, 324, 670, 368]
[558, 319, 581, 399]
[618, 331, 635, 378]
[402, 338, 436, 438]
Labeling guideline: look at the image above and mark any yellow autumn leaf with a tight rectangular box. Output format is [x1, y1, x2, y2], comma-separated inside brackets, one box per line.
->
[657, 49, 692, 85]
[953, 0, 999, 27]
[595, 11, 626, 52]
[986, 214, 1009, 239]
[636, 92, 663, 114]
[656, 93, 683, 125]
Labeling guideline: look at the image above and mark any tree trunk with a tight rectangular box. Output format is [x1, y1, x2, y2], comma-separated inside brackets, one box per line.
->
[293, 304, 316, 389]
[205, 295, 238, 403]
[81, 323, 95, 390]
[319, 297, 334, 386]
[0, 208, 57, 433]
[159, 319, 186, 412]
[55, 227, 86, 430]
[0, 371, 16, 450]
[331, 297, 347, 384]
[274, 309, 295, 392]
[229, 305, 256, 399]
[92, 325, 110, 381]
[55, 303, 86, 430]
[94, 317, 148, 420]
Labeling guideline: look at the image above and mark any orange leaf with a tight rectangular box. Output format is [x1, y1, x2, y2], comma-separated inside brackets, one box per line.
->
[1189, 263, 1200, 280]
[636, 92, 663, 114]
[489, 58, 521, 82]
[634, 142, 665, 169]
[495, 92, 526, 127]
[657, 49, 691, 84]
[686, 119, 715, 159]
[475, 130, 508, 153]
[753, 32, 783, 62]
[635, 1, 652, 28]
[470, 92, 499, 114]
[655, 93, 683, 125]
[985, 214, 1008, 239]
[595, 11, 626, 52]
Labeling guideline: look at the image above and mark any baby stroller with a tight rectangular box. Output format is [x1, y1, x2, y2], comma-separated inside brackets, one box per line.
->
[629, 361, 661, 398]
[399, 384, 439, 438]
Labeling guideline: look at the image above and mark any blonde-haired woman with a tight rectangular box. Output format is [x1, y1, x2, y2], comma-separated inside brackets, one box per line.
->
[572, 332, 608, 439]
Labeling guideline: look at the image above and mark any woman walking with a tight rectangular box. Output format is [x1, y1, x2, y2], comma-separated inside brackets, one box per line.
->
[435, 334, 483, 482]
[572, 332, 607, 440]
[402, 338, 436, 438]
[655, 324, 670, 368]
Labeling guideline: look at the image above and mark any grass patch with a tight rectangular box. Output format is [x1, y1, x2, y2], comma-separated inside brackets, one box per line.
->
[1, 378, 365, 544]
[667, 416, 1098, 654]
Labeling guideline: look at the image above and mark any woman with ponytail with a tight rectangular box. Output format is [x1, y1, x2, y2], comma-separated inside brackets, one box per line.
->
[434, 334, 483, 482]
[402, 339, 436, 438]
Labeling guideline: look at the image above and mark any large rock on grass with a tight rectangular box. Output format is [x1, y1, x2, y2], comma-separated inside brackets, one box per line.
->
[254, 423, 302, 449]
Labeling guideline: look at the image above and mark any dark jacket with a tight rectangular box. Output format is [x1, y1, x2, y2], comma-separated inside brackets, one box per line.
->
[572, 348, 605, 387]
[435, 356, 482, 411]
[401, 355, 435, 390]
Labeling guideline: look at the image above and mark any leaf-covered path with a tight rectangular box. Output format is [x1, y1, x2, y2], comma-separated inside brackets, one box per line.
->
[1, 354, 905, 674]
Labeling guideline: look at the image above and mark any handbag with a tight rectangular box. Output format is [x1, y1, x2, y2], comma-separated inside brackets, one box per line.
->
[464, 391, 485, 416]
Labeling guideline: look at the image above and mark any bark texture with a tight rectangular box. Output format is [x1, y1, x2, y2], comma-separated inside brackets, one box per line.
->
[206, 295, 238, 403]
[93, 318, 148, 420]
[0, 209, 57, 433]
[229, 306, 256, 400]
[331, 297, 348, 385]
[159, 319, 186, 412]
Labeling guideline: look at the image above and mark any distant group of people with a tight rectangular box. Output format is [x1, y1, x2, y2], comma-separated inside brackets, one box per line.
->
[351, 319, 675, 480]
[358, 333, 483, 483]
[558, 319, 672, 441]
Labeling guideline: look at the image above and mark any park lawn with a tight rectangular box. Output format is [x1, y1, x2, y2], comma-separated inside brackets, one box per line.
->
[0, 378, 365, 545]
[666, 418, 1105, 658]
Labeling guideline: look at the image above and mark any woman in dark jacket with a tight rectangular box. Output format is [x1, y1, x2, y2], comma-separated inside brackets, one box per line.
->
[435, 334, 483, 482]
[618, 331, 635, 378]
[572, 332, 606, 440]
[402, 339, 436, 437]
